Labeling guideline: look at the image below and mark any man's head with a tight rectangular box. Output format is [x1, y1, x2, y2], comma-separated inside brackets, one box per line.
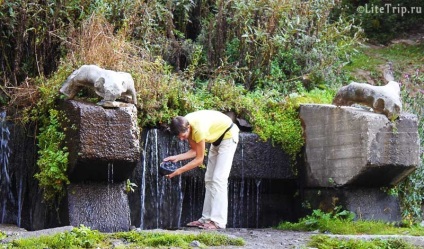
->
[170, 116, 190, 140]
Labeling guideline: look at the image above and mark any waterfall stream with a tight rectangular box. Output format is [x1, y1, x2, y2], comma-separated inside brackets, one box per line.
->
[138, 129, 185, 229]
[0, 110, 11, 224]
[0, 111, 15, 224]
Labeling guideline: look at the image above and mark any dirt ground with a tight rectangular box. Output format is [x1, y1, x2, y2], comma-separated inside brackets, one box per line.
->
[213, 228, 424, 248]
[204, 228, 315, 248]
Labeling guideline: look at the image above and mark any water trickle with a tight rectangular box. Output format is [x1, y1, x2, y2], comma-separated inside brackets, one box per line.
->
[107, 163, 114, 184]
[0, 110, 12, 224]
[17, 177, 23, 227]
[138, 129, 186, 229]
[255, 179, 262, 228]
[139, 130, 149, 229]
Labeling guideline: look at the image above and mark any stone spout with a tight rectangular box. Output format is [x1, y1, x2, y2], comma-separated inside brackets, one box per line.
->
[332, 81, 402, 120]
[61, 100, 140, 182]
[59, 64, 137, 105]
[299, 104, 419, 188]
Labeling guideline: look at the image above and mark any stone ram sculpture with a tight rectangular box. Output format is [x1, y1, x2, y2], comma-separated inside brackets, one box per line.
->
[60, 65, 137, 106]
[332, 81, 402, 120]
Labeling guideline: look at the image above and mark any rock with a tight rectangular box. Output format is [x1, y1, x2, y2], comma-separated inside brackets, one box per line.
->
[189, 240, 201, 247]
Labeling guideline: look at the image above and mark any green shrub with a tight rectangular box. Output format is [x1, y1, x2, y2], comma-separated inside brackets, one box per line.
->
[34, 109, 69, 203]
[243, 88, 334, 162]
[278, 206, 356, 233]
[279, 206, 424, 236]
[200, 0, 363, 90]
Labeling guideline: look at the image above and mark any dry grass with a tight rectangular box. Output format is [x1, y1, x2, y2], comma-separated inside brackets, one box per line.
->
[66, 14, 141, 71]
[7, 77, 39, 108]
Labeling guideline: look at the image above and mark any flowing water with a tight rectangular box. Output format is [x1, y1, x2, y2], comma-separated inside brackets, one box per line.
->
[0, 110, 11, 224]
[138, 129, 185, 229]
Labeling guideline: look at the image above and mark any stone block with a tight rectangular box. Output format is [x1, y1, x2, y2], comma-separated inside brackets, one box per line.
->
[61, 100, 140, 181]
[68, 183, 131, 232]
[299, 104, 419, 188]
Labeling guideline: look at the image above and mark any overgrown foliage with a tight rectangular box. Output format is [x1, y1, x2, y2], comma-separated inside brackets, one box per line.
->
[34, 109, 69, 203]
[199, 0, 362, 91]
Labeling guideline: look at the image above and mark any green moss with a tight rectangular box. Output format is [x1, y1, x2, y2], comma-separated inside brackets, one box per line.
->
[4, 226, 244, 249]
[113, 230, 244, 248]
[308, 235, 418, 249]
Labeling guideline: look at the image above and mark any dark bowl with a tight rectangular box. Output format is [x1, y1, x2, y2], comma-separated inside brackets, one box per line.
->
[159, 161, 179, 176]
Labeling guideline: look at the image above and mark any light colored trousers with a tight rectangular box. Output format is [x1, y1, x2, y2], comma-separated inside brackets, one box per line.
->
[199, 130, 238, 228]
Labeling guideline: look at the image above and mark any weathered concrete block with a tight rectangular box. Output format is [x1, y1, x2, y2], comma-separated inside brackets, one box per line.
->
[61, 100, 140, 181]
[299, 104, 419, 188]
[68, 183, 130, 232]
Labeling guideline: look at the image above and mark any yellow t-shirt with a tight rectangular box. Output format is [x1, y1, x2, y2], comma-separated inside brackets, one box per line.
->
[185, 110, 239, 144]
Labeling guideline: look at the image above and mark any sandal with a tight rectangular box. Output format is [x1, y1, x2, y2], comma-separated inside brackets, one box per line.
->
[199, 221, 222, 230]
[186, 220, 204, 227]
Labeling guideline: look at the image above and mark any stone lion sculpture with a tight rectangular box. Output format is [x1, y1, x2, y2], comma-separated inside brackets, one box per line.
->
[60, 65, 137, 106]
[332, 81, 402, 120]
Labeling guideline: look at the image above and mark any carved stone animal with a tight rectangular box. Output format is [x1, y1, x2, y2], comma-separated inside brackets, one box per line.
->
[60, 65, 137, 105]
[332, 81, 402, 120]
